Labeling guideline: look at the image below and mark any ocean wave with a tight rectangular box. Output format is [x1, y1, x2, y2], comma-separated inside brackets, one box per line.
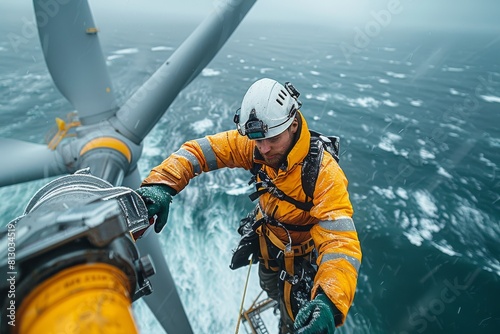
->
[419, 148, 436, 160]
[436, 166, 453, 179]
[431, 240, 460, 256]
[201, 68, 221, 77]
[414, 190, 438, 217]
[480, 95, 500, 103]
[409, 99, 423, 107]
[107, 54, 124, 61]
[151, 46, 174, 52]
[442, 66, 465, 72]
[377, 132, 403, 155]
[190, 118, 214, 134]
[449, 87, 466, 96]
[113, 48, 139, 55]
[386, 71, 406, 79]
[382, 99, 399, 107]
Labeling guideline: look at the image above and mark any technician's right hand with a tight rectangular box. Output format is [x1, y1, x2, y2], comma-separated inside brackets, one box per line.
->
[136, 184, 177, 233]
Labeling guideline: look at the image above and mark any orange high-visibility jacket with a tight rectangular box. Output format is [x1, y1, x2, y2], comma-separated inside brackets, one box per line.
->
[142, 112, 361, 324]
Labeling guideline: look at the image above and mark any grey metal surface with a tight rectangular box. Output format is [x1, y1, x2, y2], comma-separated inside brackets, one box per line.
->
[33, 0, 118, 124]
[136, 230, 195, 333]
[0, 138, 66, 186]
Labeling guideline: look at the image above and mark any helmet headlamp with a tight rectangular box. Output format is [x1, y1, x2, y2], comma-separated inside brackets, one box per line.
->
[235, 108, 268, 139]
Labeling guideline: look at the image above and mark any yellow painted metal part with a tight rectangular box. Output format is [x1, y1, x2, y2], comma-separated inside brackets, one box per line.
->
[86, 27, 99, 34]
[47, 113, 81, 150]
[17, 263, 138, 334]
[80, 137, 132, 162]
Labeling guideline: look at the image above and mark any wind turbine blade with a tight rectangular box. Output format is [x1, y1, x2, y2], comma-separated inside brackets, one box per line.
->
[111, 0, 257, 144]
[116, 169, 194, 333]
[122, 167, 142, 189]
[33, 0, 118, 125]
[0, 138, 66, 187]
[136, 231, 194, 334]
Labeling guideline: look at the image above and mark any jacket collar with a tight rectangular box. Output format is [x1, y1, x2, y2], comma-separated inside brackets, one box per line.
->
[285, 111, 310, 170]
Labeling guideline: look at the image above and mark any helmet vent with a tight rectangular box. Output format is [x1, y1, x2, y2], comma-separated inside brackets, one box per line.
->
[276, 89, 288, 106]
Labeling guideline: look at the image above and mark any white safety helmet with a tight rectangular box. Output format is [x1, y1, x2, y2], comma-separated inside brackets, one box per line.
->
[234, 78, 302, 139]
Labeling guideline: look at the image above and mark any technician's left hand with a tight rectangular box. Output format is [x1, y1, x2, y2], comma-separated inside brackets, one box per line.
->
[294, 294, 336, 334]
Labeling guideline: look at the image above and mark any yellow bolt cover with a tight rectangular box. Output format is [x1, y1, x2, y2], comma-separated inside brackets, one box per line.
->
[17, 263, 138, 334]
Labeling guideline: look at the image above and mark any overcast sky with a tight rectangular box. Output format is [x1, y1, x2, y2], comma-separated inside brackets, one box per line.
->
[5, 0, 500, 32]
[104, 0, 499, 31]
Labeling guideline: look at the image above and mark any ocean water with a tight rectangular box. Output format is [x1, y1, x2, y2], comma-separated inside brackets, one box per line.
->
[1, 4, 500, 334]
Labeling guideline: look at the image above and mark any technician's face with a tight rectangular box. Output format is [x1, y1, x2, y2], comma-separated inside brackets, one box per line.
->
[254, 119, 298, 169]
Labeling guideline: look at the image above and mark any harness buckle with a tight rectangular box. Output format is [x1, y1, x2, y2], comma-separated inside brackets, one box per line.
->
[276, 250, 283, 259]
[279, 270, 287, 281]
[279, 270, 301, 285]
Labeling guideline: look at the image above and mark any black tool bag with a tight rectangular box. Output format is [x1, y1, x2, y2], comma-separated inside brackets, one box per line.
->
[229, 214, 261, 270]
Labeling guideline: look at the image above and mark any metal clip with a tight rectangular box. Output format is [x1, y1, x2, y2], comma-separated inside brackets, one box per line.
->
[279, 270, 287, 281]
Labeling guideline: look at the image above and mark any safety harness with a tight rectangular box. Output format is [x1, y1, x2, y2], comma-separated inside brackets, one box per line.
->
[248, 130, 339, 210]
[248, 130, 341, 320]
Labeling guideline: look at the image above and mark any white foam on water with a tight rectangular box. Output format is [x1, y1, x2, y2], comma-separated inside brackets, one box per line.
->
[487, 136, 500, 148]
[395, 187, 409, 200]
[436, 166, 453, 179]
[372, 186, 396, 199]
[431, 240, 460, 256]
[442, 66, 465, 72]
[383, 99, 399, 107]
[201, 68, 221, 77]
[449, 87, 466, 96]
[113, 48, 139, 54]
[480, 95, 500, 103]
[409, 99, 423, 107]
[386, 71, 406, 79]
[478, 153, 497, 169]
[355, 96, 381, 108]
[315, 93, 330, 101]
[355, 83, 372, 90]
[259, 67, 274, 74]
[419, 148, 435, 160]
[106, 54, 124, 61]
[414, 190, 438, 217]
[151, 46, 174, 51]
[440, 122, 464, 132]
[190, 118, 214, 134]
[378, 132, 402, 155]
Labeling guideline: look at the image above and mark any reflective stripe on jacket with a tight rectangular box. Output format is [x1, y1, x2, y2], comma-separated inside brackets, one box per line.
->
[142, 112, 362, 325]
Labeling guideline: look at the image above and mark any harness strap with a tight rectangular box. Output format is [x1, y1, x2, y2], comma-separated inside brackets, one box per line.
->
[259, 224, 315, 321]
[263, 225, 315, 256]
[249, 170, 314, 211]
[256, 226, 271, 269]
[284, 248, 295, 320]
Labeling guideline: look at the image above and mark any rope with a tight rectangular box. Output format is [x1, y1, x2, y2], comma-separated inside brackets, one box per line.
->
[234, 258, 253, 334]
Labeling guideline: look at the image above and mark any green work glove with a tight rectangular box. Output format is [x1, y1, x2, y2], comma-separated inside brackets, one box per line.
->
[294, 294, 337, 334]
[136, 184, 176, 233]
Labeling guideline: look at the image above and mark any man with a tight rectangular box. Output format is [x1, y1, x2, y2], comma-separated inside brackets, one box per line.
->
[136, 78, 361, 333]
